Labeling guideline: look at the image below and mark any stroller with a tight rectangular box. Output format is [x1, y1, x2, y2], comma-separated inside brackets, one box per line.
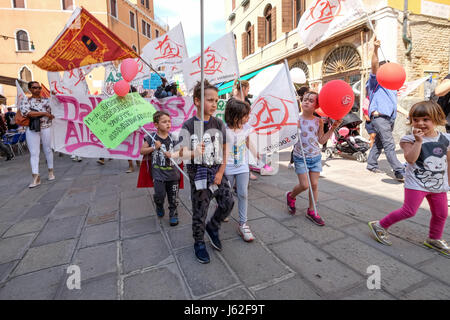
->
[324, 112, 370, 162]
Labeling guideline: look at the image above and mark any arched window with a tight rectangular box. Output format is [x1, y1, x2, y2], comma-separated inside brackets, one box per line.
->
[264, 5, 272, 45]
[322, 45, 361, 77]
[290, 60, 309, 80]
[19, 66, 32, 82]
[16, 30, 29, 51]
[246, 22, 252, 56]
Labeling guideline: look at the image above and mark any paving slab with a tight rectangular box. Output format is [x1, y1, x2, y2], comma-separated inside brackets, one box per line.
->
[31, 215, 84, 247]
[0, 261, 16, 284]
[122, 233, 173, 273]
[79, 222, 119, 248]
[0, 234, 35, 264]
[203, 286, 254, 300]
[0, 265, 66, 300]
[419, 258, 450, 286]
[176, 246, 238, 298]
[121, 216, 159, 239]
[57, 273, 118, 300]
[14, 239, 77, 276]
[282, 216, 346, 245]
[50, 205, 89, 220]
[21, 201, 58, 220]
[121, 196, 153, 221]
[401, 281, 450, 299]
[254, 276, 322, 300]
[123, 263, 189, 300]
[73, 242, 117, 281]
[245, 217, 295, 245]
[3, 218, 47, 238]
[322, 237, 428, 295]
[270, 238, 364, 294]
[167, 225, 193, 250]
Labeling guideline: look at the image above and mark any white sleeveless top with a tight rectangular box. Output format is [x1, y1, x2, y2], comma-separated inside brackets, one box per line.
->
[293, 115, 321, 158]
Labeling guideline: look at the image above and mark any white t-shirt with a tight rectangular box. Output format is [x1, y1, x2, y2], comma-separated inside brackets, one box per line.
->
[225, 123, 252, 175]
[401, 132, 450, 193]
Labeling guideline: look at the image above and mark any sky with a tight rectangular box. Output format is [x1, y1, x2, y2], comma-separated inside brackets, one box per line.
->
[153, 0, 227, 56]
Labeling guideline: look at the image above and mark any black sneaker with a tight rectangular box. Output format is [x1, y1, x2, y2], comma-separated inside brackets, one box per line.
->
[194, 241, 210, 264]
[206, 223, 222, 251]
[394, 172, 404, 182]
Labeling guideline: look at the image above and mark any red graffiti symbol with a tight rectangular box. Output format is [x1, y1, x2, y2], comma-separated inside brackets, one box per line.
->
[305, 0, 343, 30]
[190, 47, 227, 76]
[154, 35, 183, 60]
[249, 95, 297, 135]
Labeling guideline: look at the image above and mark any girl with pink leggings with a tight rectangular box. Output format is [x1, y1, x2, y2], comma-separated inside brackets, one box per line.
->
[369, 101, 449, 256]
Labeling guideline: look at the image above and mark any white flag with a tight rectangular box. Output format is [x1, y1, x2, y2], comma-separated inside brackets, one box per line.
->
[248, 63, 299, 154]
[141, 23, 188, 76]
[397, 76, 430, 99]
[298, 0, 366, 50]
[15, 80, 26, 108]
[182, 32, 239, 90]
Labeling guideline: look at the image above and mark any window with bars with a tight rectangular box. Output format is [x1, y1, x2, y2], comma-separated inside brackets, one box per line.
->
[295, 0, 305, 27]
[13, 0, 25, 8]
[16, 30, 29, 51]
[130, 11, 135, 29]
[142, 20, 151, 38]
[110, 0, 117, 18]
[62, 0, 74, 10]
[322, 45, 361, 77]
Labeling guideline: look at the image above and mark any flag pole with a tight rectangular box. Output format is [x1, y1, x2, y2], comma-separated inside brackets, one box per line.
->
[138, 56, 166, 82]
[284, 59, 318, 217]
[200, 0, 205, 139]
[363, 10, 387, 62]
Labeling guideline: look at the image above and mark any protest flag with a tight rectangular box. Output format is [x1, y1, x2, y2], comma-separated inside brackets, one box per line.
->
[141, 23, 188, 77]
[40, 83, 51, 98]
[182, 32, 239, 91]
[15, 80, 27, 107]
[298, 0, 366, 50]
[397, 76, 430, 99]
[248, 63, 299, 155]
[33, 7, 138, 71]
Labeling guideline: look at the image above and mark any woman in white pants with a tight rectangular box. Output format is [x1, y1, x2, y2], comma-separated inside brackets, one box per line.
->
[20, 81, 55, 188]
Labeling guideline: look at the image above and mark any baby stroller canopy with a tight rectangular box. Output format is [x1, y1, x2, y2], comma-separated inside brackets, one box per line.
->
[338, 112, 362, 129]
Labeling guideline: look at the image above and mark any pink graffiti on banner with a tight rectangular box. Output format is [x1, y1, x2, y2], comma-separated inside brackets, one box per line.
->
[190, 47, 227, 76]
[154, 35, 184, 61]
[305, 0, 343, 30]
[249, 95, 297, 136]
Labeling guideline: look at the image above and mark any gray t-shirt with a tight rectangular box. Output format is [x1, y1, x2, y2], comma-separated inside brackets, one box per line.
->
[145, 133, 180, 182]
[401, 132, 450, 193]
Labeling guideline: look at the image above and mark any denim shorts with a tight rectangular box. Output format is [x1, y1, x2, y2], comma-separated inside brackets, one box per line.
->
[293, 154, 322, 174]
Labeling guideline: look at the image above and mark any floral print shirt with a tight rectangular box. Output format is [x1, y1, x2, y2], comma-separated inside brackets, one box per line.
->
[20, 97, 52, 129]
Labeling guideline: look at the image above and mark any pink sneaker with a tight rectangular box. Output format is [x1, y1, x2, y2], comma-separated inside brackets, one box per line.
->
[263, 164, 273, 172]
[286, 192, 296, 215]
[306, 208, 325, 226]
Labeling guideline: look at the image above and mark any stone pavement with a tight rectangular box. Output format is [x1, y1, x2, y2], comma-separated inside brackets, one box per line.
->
[0, 149, 449, 300]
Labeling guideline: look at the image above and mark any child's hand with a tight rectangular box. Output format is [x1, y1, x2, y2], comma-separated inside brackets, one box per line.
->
[331, 119, 343, 129]
[413, 128, 424, 142]
[213, 172, 223, 186]
[154, 141, 162, 149]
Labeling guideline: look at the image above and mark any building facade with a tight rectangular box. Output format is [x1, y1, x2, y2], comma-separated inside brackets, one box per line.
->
[0, 0, 168, 107]
[226, 0, 450, 122]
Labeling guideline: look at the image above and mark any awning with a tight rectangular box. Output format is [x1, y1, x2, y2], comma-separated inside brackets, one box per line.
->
[217, 65, 273, 96]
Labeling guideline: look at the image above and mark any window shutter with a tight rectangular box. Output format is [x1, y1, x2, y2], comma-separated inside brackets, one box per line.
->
[257, 17, 265, 47]
[241, 32, 248, 59]
[282, 0, 293, 33]
[250, 25, 255, 54]
[271, 6, 277, 42]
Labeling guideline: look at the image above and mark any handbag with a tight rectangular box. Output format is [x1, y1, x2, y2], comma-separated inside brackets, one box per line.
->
[14, 109, 30, 127]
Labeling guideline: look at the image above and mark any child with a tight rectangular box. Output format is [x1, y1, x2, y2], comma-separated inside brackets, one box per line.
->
[180, 80, 234, 264]
[140, 111, 182, 227]
[369, 101, 449, 256]
[224, 98, 259, 242]
[286, 91, 342, 225]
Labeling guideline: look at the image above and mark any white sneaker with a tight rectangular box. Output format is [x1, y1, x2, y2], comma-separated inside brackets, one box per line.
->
[288, 163, 294, 170]
[238, 223, 255, 242]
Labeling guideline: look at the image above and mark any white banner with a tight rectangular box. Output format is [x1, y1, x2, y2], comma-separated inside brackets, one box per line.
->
[51, 94, 196, 159]
[298, 0, 366, 50]
[182, 32, 239, 90]
[15, 80, 26, 107]
[248, 63, 299, 154]
[397, 76, 430, 99]
[47, 67, 89, 96]
[141, 23, 188, 77]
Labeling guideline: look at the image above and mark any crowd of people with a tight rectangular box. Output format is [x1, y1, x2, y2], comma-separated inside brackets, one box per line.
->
[1, 38, 450, 261]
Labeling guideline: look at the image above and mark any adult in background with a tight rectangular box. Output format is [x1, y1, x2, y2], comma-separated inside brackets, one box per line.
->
[0, 114, 13, 161]
[5, 107, 18, 131]
[20, 81, 55, 188]
[434, 73, 450, 206]
[365, 37, 405, 182]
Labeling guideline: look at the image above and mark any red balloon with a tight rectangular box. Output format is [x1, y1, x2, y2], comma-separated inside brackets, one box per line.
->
[315, 107, 327, 117]
[376, 62, 406, 90]
[318, 80, 354, 120]
[120, 58, 139, 82]
[114, 80, 130, 97]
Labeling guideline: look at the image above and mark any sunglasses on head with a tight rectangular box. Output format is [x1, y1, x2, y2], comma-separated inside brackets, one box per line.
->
[31, 86, 42, 89]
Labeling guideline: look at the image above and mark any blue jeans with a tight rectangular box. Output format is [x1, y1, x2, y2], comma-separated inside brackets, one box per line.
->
[226, 172, 249, 225]
[367, 116, 404, 173]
